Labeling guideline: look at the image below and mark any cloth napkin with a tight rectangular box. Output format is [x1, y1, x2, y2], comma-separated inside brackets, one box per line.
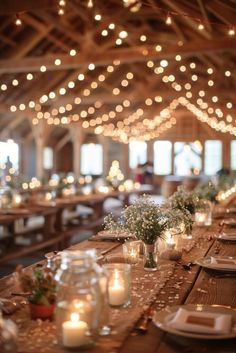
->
[210, 257, 236, 270]
[169, 307, 232, 334]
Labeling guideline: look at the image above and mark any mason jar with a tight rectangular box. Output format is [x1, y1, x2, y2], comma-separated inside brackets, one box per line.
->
[195, 200, 212, 226]
[0, 313, 17, 353]
[55, 250, 103, 349]
[0, 186, 12, 208]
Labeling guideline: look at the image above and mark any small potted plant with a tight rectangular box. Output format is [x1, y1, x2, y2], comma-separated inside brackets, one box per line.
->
[15, 264, 56, 320]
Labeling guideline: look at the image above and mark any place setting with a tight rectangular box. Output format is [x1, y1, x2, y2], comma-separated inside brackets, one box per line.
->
[152, 304, 236, 340]
[1, 1, 236, 352]
[195, 256, 236, 275]
[215, 231, 236, 242]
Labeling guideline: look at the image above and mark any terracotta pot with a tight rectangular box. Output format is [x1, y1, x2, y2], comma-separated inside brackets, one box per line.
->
[29, 302, 55, 320]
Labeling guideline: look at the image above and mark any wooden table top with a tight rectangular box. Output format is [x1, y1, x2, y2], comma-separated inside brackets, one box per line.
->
[0, 215, 236, 353]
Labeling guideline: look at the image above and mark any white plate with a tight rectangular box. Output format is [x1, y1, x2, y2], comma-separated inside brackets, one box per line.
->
[222, 219, 236, 227]
[97, 231, 135, 240]
[153, 304, 236, 339]
[195, 256, 236, 272]
[215, 233, 236, 241]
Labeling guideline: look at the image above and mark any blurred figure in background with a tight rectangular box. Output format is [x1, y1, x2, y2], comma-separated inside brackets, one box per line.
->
[143, 161, 153, 184]
[134, 163, 144, 184]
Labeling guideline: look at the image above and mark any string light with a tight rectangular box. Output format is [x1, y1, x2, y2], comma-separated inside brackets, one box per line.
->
[166, 13, 172, 25]
[59, 0, 66, 5]
[198, 22, 204, 31]
[15, 14, 22, 26]
[6, 6, 236, 138]
[58, 8, 64, 15]
[228, 27, 235, 36]
[87, 0, 93, 8]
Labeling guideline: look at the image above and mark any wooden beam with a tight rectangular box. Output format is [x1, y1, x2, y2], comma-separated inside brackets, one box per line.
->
[0, 0, 57, 15]
[163, 0, 212, 39]
[0, 37, 236, 74]
[55, 132, 71, 152]
[0, 116, 24, 139]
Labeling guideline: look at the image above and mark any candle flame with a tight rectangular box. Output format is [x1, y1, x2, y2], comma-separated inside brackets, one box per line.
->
[71, 312, 79, 322]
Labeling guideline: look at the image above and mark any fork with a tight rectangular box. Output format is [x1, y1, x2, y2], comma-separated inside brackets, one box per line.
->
[134, 307, 156, 334]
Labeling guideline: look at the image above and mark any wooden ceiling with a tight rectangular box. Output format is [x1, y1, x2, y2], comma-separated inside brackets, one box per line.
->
[0, 0, 235, 144]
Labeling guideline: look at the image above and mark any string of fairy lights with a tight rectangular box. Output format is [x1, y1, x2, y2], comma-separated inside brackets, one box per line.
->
[1, 0, 235, 142]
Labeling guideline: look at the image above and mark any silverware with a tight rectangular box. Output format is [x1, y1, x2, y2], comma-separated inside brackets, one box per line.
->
[182, 262, 195, 270]
[11, 292, 31, 297]
[0, 298, 20, 315]
[134, 307, 155, 334]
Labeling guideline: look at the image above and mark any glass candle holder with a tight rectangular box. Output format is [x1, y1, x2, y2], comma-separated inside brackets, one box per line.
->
[97, 266, 111, 336]
[122, 241, 140, 264]
[0, 314, 18, 353]
[55, 250, 103, 349]
[103, 263, 131, 308]
[195, 200, 212, 226]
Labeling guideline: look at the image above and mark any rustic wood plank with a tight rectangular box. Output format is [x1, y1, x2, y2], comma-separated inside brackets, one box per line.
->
[0, 38, 236, 73]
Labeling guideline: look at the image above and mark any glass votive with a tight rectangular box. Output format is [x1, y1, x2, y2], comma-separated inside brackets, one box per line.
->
[122, 241, 140, 264]
[195, 200, 212, 226]
[103, 263, 131, 308]
[0, 314, 18, 353]
[97, 268, 111, 336]
[195, 211, 212, 226]
[55, 251, 102, 349]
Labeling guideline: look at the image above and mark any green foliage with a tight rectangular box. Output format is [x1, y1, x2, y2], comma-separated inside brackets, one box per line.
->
[195, 181, 219, 203]
[15, 265, 56, 305]
[168, 186, 199, 215]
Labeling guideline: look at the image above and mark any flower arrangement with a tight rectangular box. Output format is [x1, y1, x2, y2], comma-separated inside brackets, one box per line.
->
[15, 265, 56, 306]
[195, 181, 219, 203]
[168, 186, 199, 215]
[104, 195, 184, 245]
[162, 205, 193, 237]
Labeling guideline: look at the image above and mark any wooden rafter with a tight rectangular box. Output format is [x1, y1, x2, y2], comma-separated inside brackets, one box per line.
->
[0, 37, 235, 74]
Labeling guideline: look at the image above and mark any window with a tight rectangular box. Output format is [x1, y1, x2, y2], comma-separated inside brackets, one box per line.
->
[43, 147, 53, 169]
[174, 142, 202, 176]
[129, 141, 147, 169]
[81, 143, 103, 175]
[231, 141, 236, 170]
[204, 140, 222, 175]
[154, 141, 172, 175]
[0, 139, 19, 170]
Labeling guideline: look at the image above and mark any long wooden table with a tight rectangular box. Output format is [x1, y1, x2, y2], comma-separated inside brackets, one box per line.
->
[0, 187, 154, 264]
[0, 215, 236, 353]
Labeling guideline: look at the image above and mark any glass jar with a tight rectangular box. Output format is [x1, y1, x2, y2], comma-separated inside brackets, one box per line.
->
[0, 312, 17, 353]
[0, 186, 12, 208]
[195, 200, 212, 226]
[95, 264, 111, 336]
[122, 240, 140, 264]
[55, 250, 103, 349]
[103, 263, 131, 307]
[143, 243, 158, 271]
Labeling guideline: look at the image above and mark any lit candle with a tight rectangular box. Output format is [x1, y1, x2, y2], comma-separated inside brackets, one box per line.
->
[122, 241, 140, 264]
[108, 269, 126, 306]
[166, 232, 176, 249]
[195, 212, 208, 226]
[13, 194, 22, 206]
[62, 313, 88, 348]
[45, 192, 53, 201]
